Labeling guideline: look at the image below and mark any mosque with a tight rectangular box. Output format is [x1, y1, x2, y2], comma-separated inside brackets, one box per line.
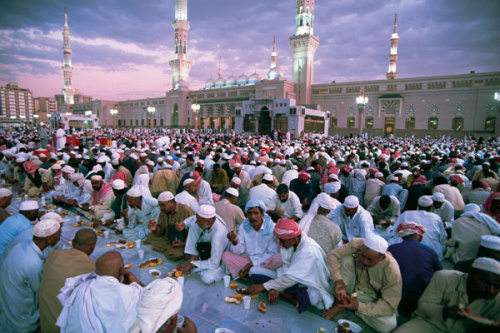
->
[64, 0, 500, 138]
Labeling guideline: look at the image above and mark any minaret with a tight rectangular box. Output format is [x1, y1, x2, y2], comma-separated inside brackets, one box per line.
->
[169, 0, 192, 90]
[218, 56, 222, 79]
[386, 14, 399, 80]
[271, 36, 277, 69]
[62, 7, 75, 104]
[289, 0, 319, 105]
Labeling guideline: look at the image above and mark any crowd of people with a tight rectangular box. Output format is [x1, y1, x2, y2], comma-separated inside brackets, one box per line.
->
[0, 125, 499, 332]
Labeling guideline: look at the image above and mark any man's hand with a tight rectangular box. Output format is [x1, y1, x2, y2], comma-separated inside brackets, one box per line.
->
[65, 199, 77, 206]
[338, 294, 359, 311]
[334, 279, 347, 302]
[227, 230, 238, 245]
[148, 218, 157, 231]
[172, 239, 185, 248]
[239, 263, 253, 278]
[443, 305, 466, 320]
[246, 284, 265, 295]
[120, 267, 142, 286]
[17, 188, 25, 195]
[121, 209, 128, 219]
[80, 203, 90, 211]
[176, 262, 194, 275]
[175, 221, 185, 232]
[268, 289, 280, 303]
[177, 316, 197, 333]
[160, 313, 177, 333]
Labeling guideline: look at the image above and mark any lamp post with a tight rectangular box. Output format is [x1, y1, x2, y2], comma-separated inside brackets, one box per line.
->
[356, 88, 368, 135]
[110, 106, 118, 128]
[326, 110, 330, 137]
[147, 104, 156, 129]
[191, 99, 200, 131]
[33, 114, 39, 128]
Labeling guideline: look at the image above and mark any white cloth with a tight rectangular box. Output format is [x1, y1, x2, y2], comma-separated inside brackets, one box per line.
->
[431, 200, 455, 224]
[56, 128, 66, 150]
[300, 193, 340, 234]
[281, 169, 299, 187]
[267, 191, 304, 219]
[123, 196, 160, 241]
[263, 234, 334, 310]
[197, 179, 214, 205]
[249, 184, 276, 208]
[56, 273, 142, 333]
[327, 205, 374, 241]
[175, 190, 199, 213]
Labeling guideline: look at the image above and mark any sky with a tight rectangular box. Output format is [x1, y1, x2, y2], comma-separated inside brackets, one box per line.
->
[0, 0, 499, 101]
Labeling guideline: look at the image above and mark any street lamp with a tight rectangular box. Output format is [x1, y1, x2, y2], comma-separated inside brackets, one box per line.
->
[356, 88, 368, 134]
[191, 99, 200, 131]
[85, 110, 92, 116]
[110, 106, 118, 128]
[147, 104, 156, 129]
[33, 114, 39, 128]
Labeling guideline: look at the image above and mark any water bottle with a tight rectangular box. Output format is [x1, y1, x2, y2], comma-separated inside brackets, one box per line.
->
[40, 196, 46, 208]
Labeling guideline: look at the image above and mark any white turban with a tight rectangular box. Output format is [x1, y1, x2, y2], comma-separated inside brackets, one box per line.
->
[464, 203, 480, 212]
[324, 182, 341, 194]
[480, 235, 500, 251]
[130, 277, 183, 333]
[233, 163, 241, 168]
[316, 193, 337, 210]
[33, 219, 60, 237]
[40, 212, 63, 224]
[263, 174, 274, 182]
[158, 191, 174, 202]
[62, 166, 74, 174]
[344, 195, 359, 209]
[51, 164, 62, 170]
[329, 174, 339, 181]
[364, 234, 389, 254]
[375, 172, 384, 178]
[197, 205, 216, 219]
[90, 175, 103, 181]
[472, 257, 500, 275]
[146, 160, 155, 166]
[432, 192, 445, 203]
[20, 200, 39, 211]
[418, 195, 433, 208]
[112, 179, 126, 190]
[225, 187, 239, 197]
[129, 153, 138, 160]
[230, 177, 241, 185]
[127, 187, 142, 198]
[0, 188, 12, 198]
[183, 178, 194, 187]
[96, 156, 106, 163]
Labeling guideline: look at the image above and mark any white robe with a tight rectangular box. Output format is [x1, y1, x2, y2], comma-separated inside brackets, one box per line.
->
[249, 184, 276, 209]
[327, 205, 374, 241]
[175, 190, 199, 213]
[123, 196, 160, 241]
[56, 128, 66, 150]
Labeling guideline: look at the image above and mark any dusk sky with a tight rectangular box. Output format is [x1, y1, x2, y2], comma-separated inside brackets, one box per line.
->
[1, 0, 499, 101]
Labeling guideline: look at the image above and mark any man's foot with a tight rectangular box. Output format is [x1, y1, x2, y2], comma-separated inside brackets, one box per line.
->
[322, 303, 341, 320]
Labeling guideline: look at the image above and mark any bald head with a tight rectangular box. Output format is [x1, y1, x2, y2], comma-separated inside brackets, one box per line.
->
[95, 251, 123, 279]
[72, 229, 98, 256]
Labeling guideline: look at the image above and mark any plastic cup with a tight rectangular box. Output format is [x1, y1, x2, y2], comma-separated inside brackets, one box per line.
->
[136, 239, 141, 249]
[243, 296, 251, 310]
[138, 249, 145, 260]
[177, 315, 184, 329]
[223, 275, 231, 288]
[103, 230, 110, 239]
[177, 276, 185, 288]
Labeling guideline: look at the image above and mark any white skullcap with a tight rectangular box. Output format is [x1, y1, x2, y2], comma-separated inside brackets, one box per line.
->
[20, 200, 39, 211]
[75, 154, 83, 159]
[389, 175, 399, 182]
[166, 155, 173, 160]
[90, 175, 103, 181]
[375, 172, 384, 177]
[130, 277, 183, 333]
[111, 159, 120, 166]
[432, 192, 445, 203]
[183, 178, 194, 186]
[472, 257, 500, 275]
[231, 177, 241, 185]
[197, 205, 216, 219]
[263, 174, 274, 182]
[92, 164, 102, 172]
[139, 153, 147, 157]
[307, 166, 314, 171]
[69, 173, 84, 181]
[364, 234, 389, 254]
[112, 179, 126, 190]
[51, 164, 62, 170]
[197, 160, 204, 165]
[329, 173, 339, 181]
[250, 160, 256, 165]
[480, 235, 500, 251]
[291, 165, 298, 170]
[158, 191, 174, 202]
[16, 157, 25, 163]
[83, 155, 91, 160]
[233, 163, 241, 168]
[157, 157, 163, 163]
[464, 203, 481, 212]
[62, 165, 74, 174]
[129, 153, 138, 160]
[127, 187, 142, 197]
[0, 188, 13, 198]
[401, 162, 409, 167]
[274, 158, 281, 163]
[40, 212, 63, 224]
[316, 193, 337, 210]
[225, 187, 239, 197]
[96, 156, 107, 163]
[165, 164, 172, 169]
[146, 160, 155, 166]
[344, 195, 359, 208]
[325, 182, 341, 194]
[33, 219, 60, 237]
[280, 159, 286, 164]
[418, 195, 433, 207]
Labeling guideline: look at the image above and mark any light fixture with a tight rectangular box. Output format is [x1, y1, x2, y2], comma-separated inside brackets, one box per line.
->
[85, 110, 92, 116]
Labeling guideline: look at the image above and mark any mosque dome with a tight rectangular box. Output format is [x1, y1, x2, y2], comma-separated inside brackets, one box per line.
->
[215, 77, 225, 88]
[225, 75, 236, 87]
[236, 74, 248, 85]
[205, 78, 215, 89]
[248, 72, 262, 84]
[268, 67, 284, 80]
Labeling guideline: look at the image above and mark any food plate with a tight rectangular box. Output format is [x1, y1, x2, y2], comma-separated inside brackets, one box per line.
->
[214, 328, 235, 333]
[149, 268, 161, 278]
[336, 319, 362, 333]
[116, 244, 128, 250]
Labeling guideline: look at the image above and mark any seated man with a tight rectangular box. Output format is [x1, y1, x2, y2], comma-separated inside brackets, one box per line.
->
[0, 200, 39, 256]
[431, 192, 455, 227]
[175, 178, 199, 213]
[147, 191, 194, 261]
[129, 277, 197, 333]
[266, 184, 304, 222]
[123, 187, 160, 241]
[246, 218, 334, 314]
[306, 194, 343, 254]
[455, 235, 500, 273]
[64, 173, 92, 208]
[39, 229, 97, 333]
[209, 163, 229, 195]
[0, 219, 61, 332]
[176, 205, 229, 284]
[323, 235, 402, 333]
[222, 200, 279, 282]
[80, 174, 115, 222]
[19, 160, 54, 197]
[327, 195, 374, 242]
[388, 222, 441, 317]
[110, 179, 128, 222]
[56, 251, 143, 332]
[366, 195, 400, 226]
[214, 187, 245, 231]
[0, 188, 13, 224]
[394, 257, 500, 333]
[51, 165, 74, 203]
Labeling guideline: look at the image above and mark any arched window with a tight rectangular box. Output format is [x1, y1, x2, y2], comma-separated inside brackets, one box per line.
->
[366, 117, 374, 129]
[406, 116, 415, 129]
[428, 117, 438, 130]
[452, 117, 464, 131]
[485, 117, 496, 132]
[330, 117, 337, 129]
[347, 117, 355, 128]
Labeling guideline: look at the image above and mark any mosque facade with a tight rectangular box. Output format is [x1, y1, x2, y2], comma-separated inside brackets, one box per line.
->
[65, 0, 500, 138]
